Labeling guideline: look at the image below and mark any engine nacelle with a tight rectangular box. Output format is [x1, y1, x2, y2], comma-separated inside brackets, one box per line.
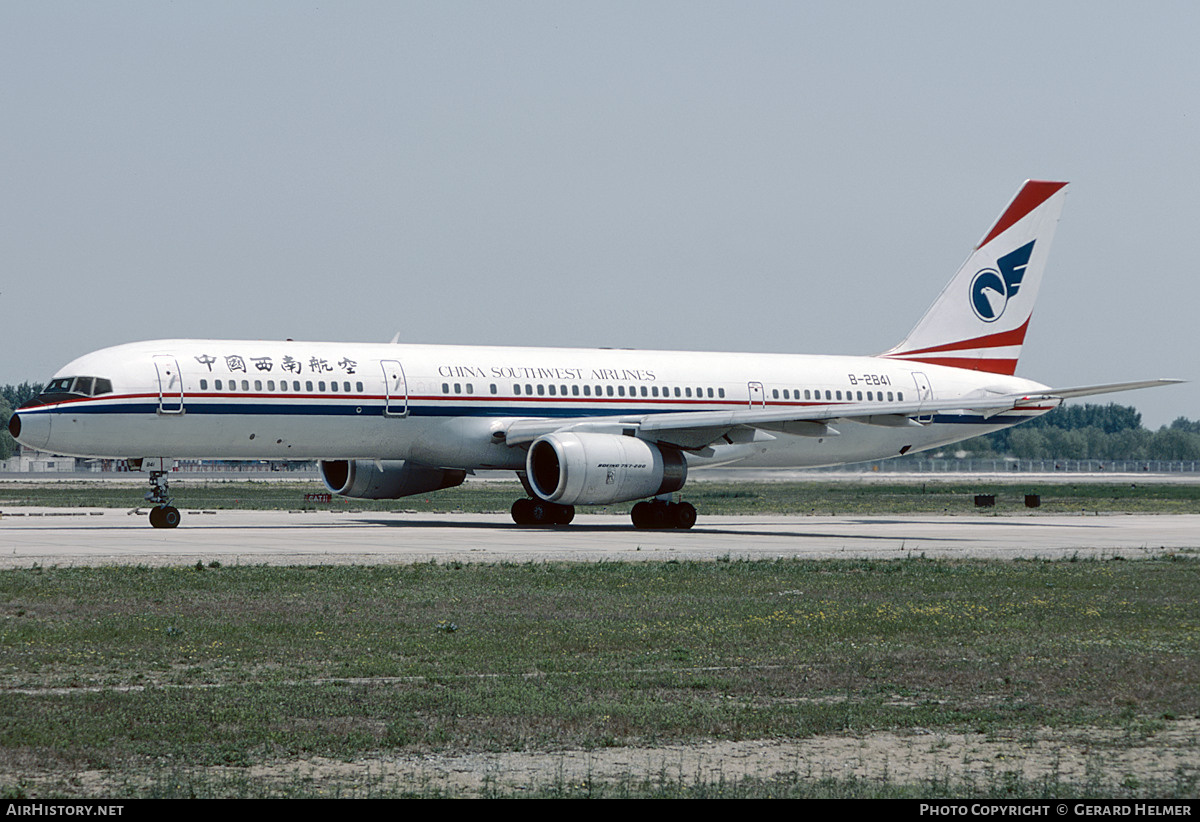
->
[319, 459, 467, 500]
[527, 432, 687, 506]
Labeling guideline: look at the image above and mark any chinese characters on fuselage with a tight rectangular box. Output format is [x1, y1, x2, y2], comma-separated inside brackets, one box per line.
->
[195, 354, 358, 376]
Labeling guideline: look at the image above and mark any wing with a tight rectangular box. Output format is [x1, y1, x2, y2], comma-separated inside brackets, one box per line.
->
[497, 379, 1184, 451]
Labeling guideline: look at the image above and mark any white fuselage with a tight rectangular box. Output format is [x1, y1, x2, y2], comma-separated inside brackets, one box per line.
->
[16, 338, 1053, 469]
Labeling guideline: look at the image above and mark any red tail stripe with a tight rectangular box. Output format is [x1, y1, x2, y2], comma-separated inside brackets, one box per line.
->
[977, 181, 1066, 249]
[887, 317, 1031, 358]
[887, 355, 1019, 376]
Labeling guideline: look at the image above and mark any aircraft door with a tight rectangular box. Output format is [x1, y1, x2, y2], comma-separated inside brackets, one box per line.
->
[381, 359, 408, 417]
[912, 372, 933, 423]
[153, 356, 184, 415]
[747, 382, 766, 408]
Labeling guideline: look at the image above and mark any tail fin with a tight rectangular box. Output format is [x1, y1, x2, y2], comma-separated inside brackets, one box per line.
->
[882, 180, 1068, 375]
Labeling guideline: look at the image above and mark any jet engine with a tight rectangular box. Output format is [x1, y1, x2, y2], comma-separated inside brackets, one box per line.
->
[526, 432, 686, 506]
[319, 459, 467, 500]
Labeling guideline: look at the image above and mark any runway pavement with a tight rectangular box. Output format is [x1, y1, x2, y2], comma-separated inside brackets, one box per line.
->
[1, 507, 1196, 567]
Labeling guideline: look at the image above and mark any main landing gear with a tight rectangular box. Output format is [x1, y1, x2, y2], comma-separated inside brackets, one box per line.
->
[145, 470, 181, 529]
[509, 497, 696, 529]
[631, 499, 696, 530]
[510, 498, 575, 526]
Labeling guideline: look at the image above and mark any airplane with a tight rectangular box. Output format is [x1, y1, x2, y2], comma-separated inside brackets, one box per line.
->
[8, 180, 1181, 529]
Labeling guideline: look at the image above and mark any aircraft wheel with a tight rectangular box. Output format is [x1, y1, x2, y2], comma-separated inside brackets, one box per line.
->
[529, 500, 551, 524]
[149, 506, 180, 529]
[632, 500, 673, 529]
[511, 498, 534, 525]
[555, 505, 575, 525]
[631, 501, 650, 529]
[673, 502, 697, 530]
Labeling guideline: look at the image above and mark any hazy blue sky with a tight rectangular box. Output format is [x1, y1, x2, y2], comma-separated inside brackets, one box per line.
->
[3, 2, 1196, 427]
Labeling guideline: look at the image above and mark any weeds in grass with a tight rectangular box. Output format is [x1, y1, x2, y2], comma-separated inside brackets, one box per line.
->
[0, 557, 1196, 800]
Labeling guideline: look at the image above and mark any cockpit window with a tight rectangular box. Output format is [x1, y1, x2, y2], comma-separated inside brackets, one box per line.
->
[40, 376, 113, 398]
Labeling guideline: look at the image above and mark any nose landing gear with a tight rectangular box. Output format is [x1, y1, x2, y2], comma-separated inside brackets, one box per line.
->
[145, 470, 180, 529]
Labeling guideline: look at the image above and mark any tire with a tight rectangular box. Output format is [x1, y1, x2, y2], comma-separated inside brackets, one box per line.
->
[673, 502, 697, 530]
[631, 501, 650, 529]
[511, 498, 534, 525]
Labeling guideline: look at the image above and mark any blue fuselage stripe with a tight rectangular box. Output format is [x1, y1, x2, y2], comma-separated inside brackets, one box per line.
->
[19, 399, 1034, 425]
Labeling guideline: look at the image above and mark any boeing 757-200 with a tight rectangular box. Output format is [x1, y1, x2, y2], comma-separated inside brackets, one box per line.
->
[9, 181, 1181, 528]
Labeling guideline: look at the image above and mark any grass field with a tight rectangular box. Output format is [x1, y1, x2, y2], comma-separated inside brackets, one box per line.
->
[1, 554, 1197, 798]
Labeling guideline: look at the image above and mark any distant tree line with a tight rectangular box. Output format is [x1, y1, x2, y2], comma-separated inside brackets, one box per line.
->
[0, 383, 1197, 464]
[1, 383, 43, 461]
[959, 403, 1200, 461]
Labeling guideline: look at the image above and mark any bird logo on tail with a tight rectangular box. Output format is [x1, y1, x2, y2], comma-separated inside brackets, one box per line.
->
[968, 240, 1034, 323]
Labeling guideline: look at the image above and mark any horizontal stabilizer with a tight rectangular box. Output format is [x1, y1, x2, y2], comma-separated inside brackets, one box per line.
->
[1007, 379, 1185, 403]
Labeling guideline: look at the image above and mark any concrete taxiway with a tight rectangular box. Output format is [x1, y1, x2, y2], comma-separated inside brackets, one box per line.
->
[1, 508, 1196, 567]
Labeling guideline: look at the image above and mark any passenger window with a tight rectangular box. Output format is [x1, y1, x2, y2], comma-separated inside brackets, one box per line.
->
[215, 379, 223, 390]
[718, 388, 725, 398]
[887, 392, 894, 401]
[294, 381, 301, 391]
[306, 381, 313, 392]
[330, 381, 338, 392]
[898, 391, 904, 401]
[442, 383, 450, 393]
[583, 385, 591, 396]
[267, 380, 275, 391]
[255, 380, 263, 391]
[490, 384, 498, 395]
[606, 386, 614, 396]
[356, 382, 363, 393]
[200, 379, 208, 390]
[537, 385, 545, 395]
[242, 380, 250, 391]
[549, 385, 557, 396]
